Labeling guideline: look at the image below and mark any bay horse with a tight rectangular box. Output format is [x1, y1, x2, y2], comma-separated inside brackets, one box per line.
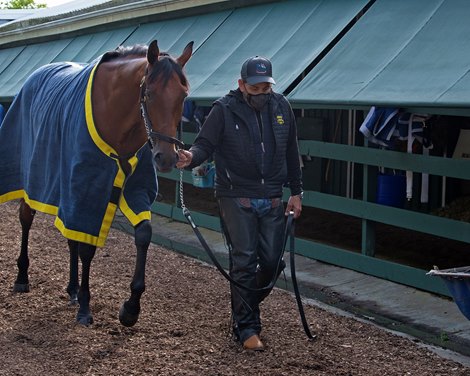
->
[0, 40, 193, 326]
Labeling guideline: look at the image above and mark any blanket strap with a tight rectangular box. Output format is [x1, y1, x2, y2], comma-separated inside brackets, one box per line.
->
[110, 186, 122, 205]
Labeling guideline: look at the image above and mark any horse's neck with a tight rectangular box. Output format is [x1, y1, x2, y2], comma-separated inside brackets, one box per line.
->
[92, 58, 148, 156]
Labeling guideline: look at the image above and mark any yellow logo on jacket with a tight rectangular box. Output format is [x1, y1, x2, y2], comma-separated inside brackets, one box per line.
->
[276, 115, 285, 125]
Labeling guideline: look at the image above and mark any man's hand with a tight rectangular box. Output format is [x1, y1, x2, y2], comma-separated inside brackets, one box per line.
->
[176, 150, 193, 169]
[285, 195, 302, 219]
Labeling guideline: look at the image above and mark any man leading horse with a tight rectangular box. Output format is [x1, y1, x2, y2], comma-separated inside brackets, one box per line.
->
[177, 56, 303, 351]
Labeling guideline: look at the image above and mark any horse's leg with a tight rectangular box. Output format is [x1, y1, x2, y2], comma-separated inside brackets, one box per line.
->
[119, 220, 151, 327]
[66, 240, 80, 306]
[13, 200, 36, 293]
[76, 242, 96, 325]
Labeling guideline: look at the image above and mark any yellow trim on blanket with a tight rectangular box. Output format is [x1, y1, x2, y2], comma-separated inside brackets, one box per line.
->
[81, 63, 120, 246]
[24, 194, 58, 216]
[0, 190, 110, 246]
[54, 202, 119, 248]
[85, 62, 146, 228]
[0, 190, 25, 204]
[120, 197, 152, 225]
[0, 190, 58, 216]
[54, 216, 101, 247]
[85, 64, 119, 158]
[118, 147, 150, 224]
[84, 64, 141, 176]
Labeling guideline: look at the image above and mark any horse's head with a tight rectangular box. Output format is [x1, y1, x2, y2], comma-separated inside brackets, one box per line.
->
[142, 40, 193, 172]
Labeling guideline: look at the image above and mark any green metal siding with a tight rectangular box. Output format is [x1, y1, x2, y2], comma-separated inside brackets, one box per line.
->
[0, 27, 137, 101]
[0, 40, 70, 100]
[122, 11, 230, 53]
[0, 46, 25, 76]
[288, 0, 470, 114]
[52, 26, 137, 63]
[187, 0, 369, 101]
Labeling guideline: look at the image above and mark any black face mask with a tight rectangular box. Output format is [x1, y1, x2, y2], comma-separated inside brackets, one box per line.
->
[244, 92, 271, 111]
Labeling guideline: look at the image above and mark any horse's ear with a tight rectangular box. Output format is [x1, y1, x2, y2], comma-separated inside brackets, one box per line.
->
[147, 40, 160, 65]
[177, 41, 194, 67]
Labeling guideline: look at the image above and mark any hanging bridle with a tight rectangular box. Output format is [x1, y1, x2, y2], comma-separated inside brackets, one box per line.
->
[139, 72, 185, 150]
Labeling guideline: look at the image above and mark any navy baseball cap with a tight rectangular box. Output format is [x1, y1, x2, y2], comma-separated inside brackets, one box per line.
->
[241, 56, 276, 85]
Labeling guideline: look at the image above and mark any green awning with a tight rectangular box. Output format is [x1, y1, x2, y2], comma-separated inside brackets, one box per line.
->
[0, 12, 229, 101]
[187, 0, 369, 102]
[0, 27, 138, 100]
[122, 11, 230, 54]
[0, 39, 71, 100]
[0, 0, 370, 103]
[52, 26, 137, 63]
[288, 0, 470, 115]
[0, 46, 25, 76]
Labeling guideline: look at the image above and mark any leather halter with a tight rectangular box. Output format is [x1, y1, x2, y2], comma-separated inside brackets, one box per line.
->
[139, 73, 185, 150]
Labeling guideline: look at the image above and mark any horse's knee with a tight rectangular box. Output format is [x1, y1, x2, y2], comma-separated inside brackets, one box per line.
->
[134, 220, 152, 247]
[78, 243, 96, 267]
[19, 200, 35, 229]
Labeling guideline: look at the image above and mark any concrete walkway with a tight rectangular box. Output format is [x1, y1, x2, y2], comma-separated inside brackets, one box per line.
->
[112, 211, 470, 366]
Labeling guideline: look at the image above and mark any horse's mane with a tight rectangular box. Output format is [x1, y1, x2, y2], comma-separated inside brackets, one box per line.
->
[101, 44, 188, 87]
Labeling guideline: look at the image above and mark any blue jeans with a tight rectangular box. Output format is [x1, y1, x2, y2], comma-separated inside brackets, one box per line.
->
[218, 197, 286, 343]
[250, 198, 273, 217]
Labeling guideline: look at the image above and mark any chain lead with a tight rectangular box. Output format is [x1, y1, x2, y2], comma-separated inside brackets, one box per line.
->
[179, 168, 186, 211]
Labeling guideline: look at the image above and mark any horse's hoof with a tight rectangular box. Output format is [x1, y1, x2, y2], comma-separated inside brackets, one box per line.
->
[69, 295, 79, 306]
[119, 303, 139, 327]
[13, 283, 30, 293]
[76, 312, 93, 326]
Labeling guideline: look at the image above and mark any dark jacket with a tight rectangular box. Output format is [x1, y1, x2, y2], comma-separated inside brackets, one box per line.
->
[189, 88, 302, 198]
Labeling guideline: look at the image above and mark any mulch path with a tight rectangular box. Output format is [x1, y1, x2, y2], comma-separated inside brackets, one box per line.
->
[0, 200, 469, 375]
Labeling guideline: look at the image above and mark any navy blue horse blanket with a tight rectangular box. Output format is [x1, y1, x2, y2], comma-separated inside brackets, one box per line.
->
[0, 58, 157, 247]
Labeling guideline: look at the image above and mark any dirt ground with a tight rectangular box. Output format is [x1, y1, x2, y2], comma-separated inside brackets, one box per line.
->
[0, 200, 469, 376]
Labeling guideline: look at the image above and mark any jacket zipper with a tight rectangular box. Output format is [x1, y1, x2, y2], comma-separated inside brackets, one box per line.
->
[255, 111, 265, 185]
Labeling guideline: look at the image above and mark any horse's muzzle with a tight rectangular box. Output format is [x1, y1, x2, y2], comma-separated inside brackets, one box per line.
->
[153, 150, 178, 172]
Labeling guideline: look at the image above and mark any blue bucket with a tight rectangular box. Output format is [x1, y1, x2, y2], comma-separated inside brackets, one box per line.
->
[428, 266, 470, 321]
[192, 162, 215, 188]
[376, 173, 406, 208]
